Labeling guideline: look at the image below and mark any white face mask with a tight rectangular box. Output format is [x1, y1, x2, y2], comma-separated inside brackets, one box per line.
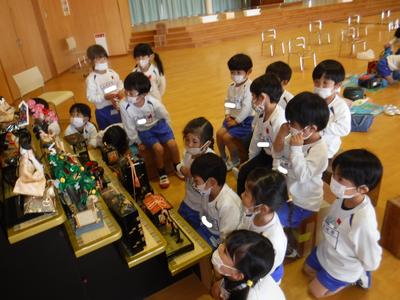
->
[186, 140, 210, 156]
[127, 96, 138, 104]
[314, 87, 334, 99]
[290, 126, 312, 140]
[330, 177, 357, 199]
[252, 99, 265, 115]
[232, 74, 245, 85]
[95, 62, 108, 71]
[244, 204, 261, 217]
[196, 181, 211, 197]
[139, 58, 150, 69]
[211, 249, 238, 277]
[71, 117, 84, 128]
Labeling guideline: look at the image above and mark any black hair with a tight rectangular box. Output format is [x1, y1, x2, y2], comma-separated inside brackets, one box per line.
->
[250, 73, 283, 103]
[86, 44, 108, 61]
[32, 98, 49, 109]
[133, 43, 164, 75]
[102, 126, 129, 156]
[227, 54, 253, 72]
[124, 72, 151, 94]
[394, 28, 400, 38]
[265, 61, 292, 82]
[183, 117, 214, 149]
[246, 168, 288, 212]
[312, 59, 345, 84]
[223, 230, 275, 300]
[69, 103, 92, 120]
[19, 130, 32, 150]
[285, 92, 329, 131]
[190, 153, 226, 186]
[332, 149, 383, 191]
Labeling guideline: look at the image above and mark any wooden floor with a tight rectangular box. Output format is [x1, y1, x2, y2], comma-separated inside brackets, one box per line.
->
[38, 12, 400, 300]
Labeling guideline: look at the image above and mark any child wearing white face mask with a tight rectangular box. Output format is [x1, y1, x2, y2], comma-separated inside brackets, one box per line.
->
[303, 149, 383, 298]
[312, 60, 351, 159]
[239, 168, 288, 284]
[177, 117, 215, 229]
[132, 43, 166, 101]
[211, 230, 286, 300]
[86, 44, 123, 130]
[64, 103, 98, 148]
[273, 92, 329, 229]
[237, 73, 285, 196]
[120, 72, 181, 189]
[190, 153, 242, 248]
[217, 53, 254, 171]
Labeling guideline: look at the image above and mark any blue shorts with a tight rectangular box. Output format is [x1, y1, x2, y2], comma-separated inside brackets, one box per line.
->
[277, 202, 315, 228]
[377, 57, 392, 78]
[306, 248, 351, 292]
[138, 119, 175, 148]
[271, 264, 284, 283]
[196, 225, 220, 249]
[178, 201, 201, 230]
[95, 105, 121, 130]
[223, 116, 253, 139]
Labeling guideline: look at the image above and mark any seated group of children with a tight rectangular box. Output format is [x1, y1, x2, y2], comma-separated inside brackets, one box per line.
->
[33, 40, 386, 299]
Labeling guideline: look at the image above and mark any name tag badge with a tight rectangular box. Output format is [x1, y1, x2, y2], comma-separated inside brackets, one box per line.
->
[224, 102, 236, 109]
[277, 165, 288, 175]
[103, 85, 117, 94]
[257, 141, 270, 148]
[137, 118, 147, 125]
[110, 109, 118, 115]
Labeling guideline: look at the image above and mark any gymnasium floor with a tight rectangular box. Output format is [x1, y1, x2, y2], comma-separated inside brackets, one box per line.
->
[43, 12, 400, 300]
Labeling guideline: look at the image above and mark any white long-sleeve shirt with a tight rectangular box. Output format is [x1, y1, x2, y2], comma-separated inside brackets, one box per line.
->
[86, 69, 123, 110]
[240, 212, 287, 278]
[277, 137, 328, 211]
[224, 79, 254, 124]
[202, 184, 242, 239]
[317, 195, 382, 283]
[179, 147, 214, 211]
[248, 105, 286, 159]
[133, 64, 166, 101]
[277, 89, 294, 111]
[321, 95, 351, 158]
[119, 95, 171, 145]
[386, 55, 400, 71]
[64, 122, 98, 148]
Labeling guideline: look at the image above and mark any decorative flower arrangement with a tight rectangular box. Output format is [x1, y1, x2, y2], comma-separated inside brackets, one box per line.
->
[27, 99, 58, 123]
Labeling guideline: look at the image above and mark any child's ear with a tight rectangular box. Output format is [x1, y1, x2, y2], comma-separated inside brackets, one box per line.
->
[282, 80, 289, 86]
[247, 68, 252, 76]
[334, 82, 342, 89]
[208, 177, 218, 188]
[261, 92, 270, 103]
[357, 185, 369, 194]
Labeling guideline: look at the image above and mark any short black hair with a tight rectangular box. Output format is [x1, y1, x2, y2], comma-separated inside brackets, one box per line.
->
[395, 28, 400, 38]
[103, 126, 128, 155]
[86, 44, 108, 61]
[124, 72, 151, 94]
[69, 103, 92, 119]
[19, 130, 32, 150]
[32, 98, 49, 109]
[332, 149, 383, 191]
[183, 117, 214, 147]
[265, 61, 292, 82]
[227, 54, 253, 72]
[133, 43, 154, 57]
[285, 92, 329, 131]
[312, 59, 345, 84]
[190, 153, 226, 186]
[250, 73, 283, 103]
[246, 168, 288, 212]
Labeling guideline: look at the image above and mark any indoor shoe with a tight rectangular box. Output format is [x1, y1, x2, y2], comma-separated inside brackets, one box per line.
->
[175, 170, 185, 180]
[225, 159, 240, 172]
[159, 175, 170, 189]
[384, 104, 400, 116]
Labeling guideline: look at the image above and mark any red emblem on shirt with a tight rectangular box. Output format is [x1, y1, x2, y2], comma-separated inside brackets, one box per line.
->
[336, 218, 342, 225]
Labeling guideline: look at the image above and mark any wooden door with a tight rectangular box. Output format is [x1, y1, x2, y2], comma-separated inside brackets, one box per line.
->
[0, 0, 27, 99]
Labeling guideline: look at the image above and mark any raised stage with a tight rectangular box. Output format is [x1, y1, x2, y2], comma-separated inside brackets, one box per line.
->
[129, 0, 400, 51]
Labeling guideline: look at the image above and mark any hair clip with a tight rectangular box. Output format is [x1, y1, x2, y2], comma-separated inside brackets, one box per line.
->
[246, 280, 253, 288]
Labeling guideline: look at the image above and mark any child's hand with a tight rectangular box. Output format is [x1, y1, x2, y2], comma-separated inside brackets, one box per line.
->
[117, 90, 125, 100]
[290, 133, 304, 146]
[278, 123, 290, 137]
[225, 114, 232, 121]
[180, 166, 191, 178]
[111, 98, 120, 110]
[226, 118, 237, 128]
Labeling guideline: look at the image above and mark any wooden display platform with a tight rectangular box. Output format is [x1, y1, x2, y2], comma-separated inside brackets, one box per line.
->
[129, 0, 400, 51]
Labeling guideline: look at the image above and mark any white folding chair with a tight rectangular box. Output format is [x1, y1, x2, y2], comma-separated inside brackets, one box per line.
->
[261, 28, 285, 56]
[66, 36, 88, 73]
[308, 20, 331, 45]
[287, 37, 316, 71]
[339, 27, 367, 57]
[13, 66, 75, 117]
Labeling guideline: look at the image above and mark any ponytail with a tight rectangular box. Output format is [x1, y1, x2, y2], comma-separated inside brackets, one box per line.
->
[153, 52, 164, 75]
